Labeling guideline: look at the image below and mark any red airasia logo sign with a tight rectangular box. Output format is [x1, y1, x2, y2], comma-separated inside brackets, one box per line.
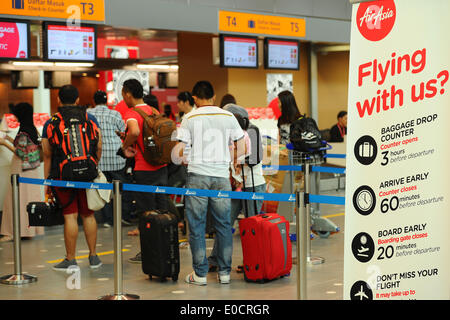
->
[357, 0, 396, 42]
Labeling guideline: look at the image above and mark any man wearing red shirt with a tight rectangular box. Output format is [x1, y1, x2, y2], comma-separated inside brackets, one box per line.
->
[119, 79, 168, 263]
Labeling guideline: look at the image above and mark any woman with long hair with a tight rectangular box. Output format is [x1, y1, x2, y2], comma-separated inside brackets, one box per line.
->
[0, 103, 44, 242]
[277, 90, 301, 145]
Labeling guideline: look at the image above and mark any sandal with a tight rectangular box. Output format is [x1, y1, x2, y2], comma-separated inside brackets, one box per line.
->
[0, 236, 13, 242]
[127, 228, 139, 236]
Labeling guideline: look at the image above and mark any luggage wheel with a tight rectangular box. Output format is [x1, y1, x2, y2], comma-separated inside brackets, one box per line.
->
[317, 231, 331, 238]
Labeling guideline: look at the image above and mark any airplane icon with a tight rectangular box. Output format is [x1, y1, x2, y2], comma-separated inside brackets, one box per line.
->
[354, 285, 369, 300]
[357, 246, 369, 257]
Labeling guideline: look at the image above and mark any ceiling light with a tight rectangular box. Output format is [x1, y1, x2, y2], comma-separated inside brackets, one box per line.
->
[10, 61, 94, 68]
[136, 64, 179, 70]
[54, 62, 94, 67]
[11, 61, 54, 67]
[136, 64, 170, 70]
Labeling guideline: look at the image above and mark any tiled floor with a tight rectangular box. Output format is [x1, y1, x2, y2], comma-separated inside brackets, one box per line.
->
[0, 190, 345, 300]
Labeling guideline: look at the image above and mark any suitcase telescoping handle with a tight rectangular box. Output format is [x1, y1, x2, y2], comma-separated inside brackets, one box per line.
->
[241, 164, 258, 218]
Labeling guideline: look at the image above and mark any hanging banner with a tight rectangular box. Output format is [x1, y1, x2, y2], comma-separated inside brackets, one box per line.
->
[344, 0, 449, 300]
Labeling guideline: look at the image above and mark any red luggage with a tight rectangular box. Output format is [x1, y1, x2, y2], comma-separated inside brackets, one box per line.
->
[239, 213, 292, 282]
[237, 144, 292, 283]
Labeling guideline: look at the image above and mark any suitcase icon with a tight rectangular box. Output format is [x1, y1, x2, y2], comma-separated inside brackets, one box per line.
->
[12, 0, 25, 9]
[359, 142, 373, 158]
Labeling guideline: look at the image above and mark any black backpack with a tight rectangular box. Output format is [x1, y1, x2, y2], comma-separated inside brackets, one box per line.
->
[245, 123, 263, 167]
[289, 116, 324, 152]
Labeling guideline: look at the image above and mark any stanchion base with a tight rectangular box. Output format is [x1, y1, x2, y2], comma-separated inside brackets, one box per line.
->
[99, 293, 140, 300]
[0, 274, 37, 285]
[307, 256, 325, 265]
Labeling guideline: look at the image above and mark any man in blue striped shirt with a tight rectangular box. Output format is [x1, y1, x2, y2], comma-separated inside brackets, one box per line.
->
[88, 91, 132, 227]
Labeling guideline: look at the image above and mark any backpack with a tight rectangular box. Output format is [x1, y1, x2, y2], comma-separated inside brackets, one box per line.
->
[245, 123, 263, 167]
[47, 106, 99, 182]
[132, 106, 177, 166]
[289, 116, 324, 152]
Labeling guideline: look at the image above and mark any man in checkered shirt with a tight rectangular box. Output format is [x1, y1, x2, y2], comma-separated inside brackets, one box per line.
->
[88, 90, 132, 227]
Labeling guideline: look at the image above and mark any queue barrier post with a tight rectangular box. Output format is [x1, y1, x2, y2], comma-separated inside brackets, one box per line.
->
[303, 163, 325, 265]
[0, 174, 37, 285]
[296, 191, 307, 300]
[99, 180, 139, 300]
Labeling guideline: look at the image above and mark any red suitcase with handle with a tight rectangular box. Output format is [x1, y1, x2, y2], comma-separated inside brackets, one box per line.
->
[239, 213, 292, 283]
[238, 147, 292, 283]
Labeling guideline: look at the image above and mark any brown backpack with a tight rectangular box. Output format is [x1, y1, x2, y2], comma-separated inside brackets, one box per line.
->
[133, 106, 177, 166]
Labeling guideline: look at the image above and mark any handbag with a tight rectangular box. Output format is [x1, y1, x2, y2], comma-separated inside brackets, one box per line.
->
[27, 188, 72, 227]
[86, 170, 111, 211]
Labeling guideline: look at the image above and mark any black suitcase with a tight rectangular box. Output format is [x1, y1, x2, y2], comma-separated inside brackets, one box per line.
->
[139, 210, 180, 282]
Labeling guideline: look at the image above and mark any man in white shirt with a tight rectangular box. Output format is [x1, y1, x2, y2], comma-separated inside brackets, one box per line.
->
[175, 81, 245, 285]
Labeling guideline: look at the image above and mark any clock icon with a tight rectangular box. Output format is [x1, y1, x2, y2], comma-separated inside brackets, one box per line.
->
[353, 185, 376, 216]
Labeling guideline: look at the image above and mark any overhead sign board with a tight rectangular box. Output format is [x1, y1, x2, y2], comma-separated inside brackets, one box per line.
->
[219, 10, 306, 38]
[0, 0, 105, 23]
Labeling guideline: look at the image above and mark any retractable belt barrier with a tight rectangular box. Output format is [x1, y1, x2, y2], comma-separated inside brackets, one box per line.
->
[262, 153, 347, 174]
[9, 171, 346, 301]
[324, 153, 347, 159]
[263, 165, 346, 175]
[18, 177, 345, 205]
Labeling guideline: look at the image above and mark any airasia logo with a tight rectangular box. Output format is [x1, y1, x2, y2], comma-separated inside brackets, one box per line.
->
[357, 0, 396, 42]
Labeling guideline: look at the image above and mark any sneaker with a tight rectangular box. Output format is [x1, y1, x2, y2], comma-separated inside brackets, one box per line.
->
[103, 222, 112, 228]
[185, 271, 207, 286]
[128, 252, 142, 264]
[89, 255, 102, 269]
[218, 273, 231, 284]
[53, 258, 78, 271]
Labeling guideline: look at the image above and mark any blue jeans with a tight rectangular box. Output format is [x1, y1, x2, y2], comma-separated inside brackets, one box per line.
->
[185, 173, 233, 277]
[208, 183, 266, 267]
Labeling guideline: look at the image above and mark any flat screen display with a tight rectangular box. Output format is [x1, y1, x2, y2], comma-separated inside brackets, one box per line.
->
[0, 20, 30, 60]
[265, 38, 300, 70]
[44, 23, 97, 62]
[220, 35, 258, 68]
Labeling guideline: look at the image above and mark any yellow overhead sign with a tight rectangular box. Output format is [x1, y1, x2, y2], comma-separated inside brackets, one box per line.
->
[219, 10, 306, 38]
[1, 0, 105, 23]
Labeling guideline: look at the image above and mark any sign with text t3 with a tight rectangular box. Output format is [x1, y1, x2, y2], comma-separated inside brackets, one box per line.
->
[344, 0, 450, 300]
[1, 0, 105, 23]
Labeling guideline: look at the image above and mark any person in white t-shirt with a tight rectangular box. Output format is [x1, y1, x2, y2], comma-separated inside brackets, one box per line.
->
[208, 104, 267, 273]
[174, 81, 245, 286]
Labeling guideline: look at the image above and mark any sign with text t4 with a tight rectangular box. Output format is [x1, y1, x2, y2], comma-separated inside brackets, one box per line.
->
[1, 0, 105, 23]
[344, 0, 450, 301]
[219, 10, 305, 38]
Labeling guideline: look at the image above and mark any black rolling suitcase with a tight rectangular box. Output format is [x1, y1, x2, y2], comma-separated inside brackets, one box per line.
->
[139, 210, 180, 281]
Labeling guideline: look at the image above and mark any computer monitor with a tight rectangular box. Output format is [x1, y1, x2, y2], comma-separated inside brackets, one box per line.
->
[220, 34, 258, 69]
[43, 22, 97, 62]
[0, 19, 30, 61]
[264, 38, 300, 70]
